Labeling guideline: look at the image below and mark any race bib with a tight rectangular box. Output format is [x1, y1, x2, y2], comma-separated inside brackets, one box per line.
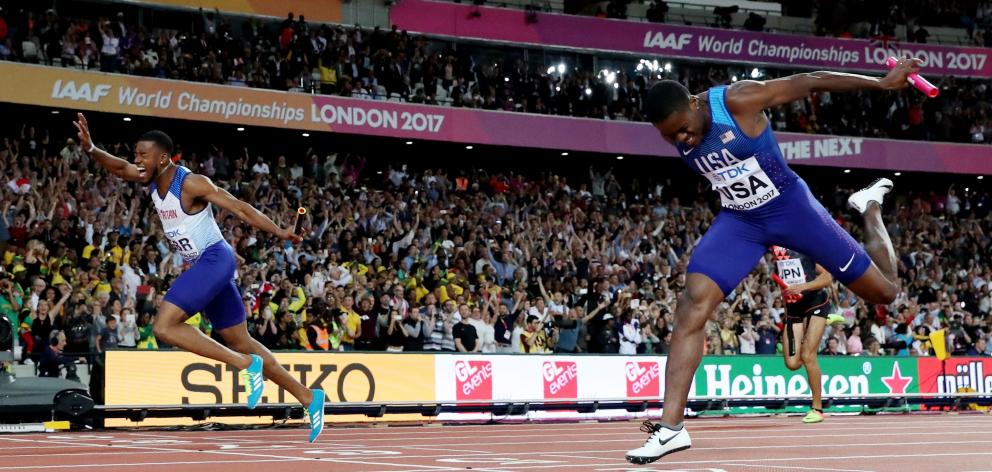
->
[165, 225, 201, 262]
[703, 157, 780, 211]
[776, 258, 806, 286]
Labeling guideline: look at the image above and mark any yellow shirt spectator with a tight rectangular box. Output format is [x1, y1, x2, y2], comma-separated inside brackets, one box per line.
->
[340, 307, 361, 345]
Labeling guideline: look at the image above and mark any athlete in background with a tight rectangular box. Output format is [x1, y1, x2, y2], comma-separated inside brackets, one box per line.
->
[625, 59, 921, 464]
[773, 245, 844, 424]
[73, 113, 325, 442]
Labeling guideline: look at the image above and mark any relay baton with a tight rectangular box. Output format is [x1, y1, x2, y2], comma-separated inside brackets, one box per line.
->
[294, 207, 307, 235]
[886, 56, 938, 98]
[771, 273, 788, 290]
[772, 274, 802, 303]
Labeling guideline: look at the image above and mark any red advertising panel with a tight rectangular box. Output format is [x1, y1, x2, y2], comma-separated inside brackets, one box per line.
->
[454, 359, 494, 401]
[542, 361, 579, 399]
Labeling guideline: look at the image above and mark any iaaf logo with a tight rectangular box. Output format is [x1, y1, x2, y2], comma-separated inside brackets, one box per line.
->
[643, 31, 693, 50]
[51, 80, 111, 103]
[936, 360, 992, 394]
[542, 361, 578, 399]
[454, 360, 493, 400]
[626, 362, 661, 397]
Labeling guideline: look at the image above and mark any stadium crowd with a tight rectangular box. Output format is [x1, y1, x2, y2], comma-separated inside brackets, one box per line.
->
[1, 117, 990, 376]
[0, 4, 990, 144]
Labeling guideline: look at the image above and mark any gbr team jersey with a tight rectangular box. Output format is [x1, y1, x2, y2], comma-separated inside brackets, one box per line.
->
[150, 166, 225, 263]
[676, 86, 799, 211]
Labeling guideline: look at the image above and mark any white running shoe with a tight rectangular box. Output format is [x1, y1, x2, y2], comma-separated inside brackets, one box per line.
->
[625, 421, 692, 465]
[847, 178, 893, 214]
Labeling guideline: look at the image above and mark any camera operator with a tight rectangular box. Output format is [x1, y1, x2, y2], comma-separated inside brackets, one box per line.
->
[39, 330, 80, 378]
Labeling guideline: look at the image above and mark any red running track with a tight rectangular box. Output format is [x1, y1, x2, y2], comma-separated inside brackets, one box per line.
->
[2, 413, 992, 471]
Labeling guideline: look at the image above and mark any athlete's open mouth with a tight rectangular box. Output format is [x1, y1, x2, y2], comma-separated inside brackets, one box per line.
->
[137, 166, 147, 178]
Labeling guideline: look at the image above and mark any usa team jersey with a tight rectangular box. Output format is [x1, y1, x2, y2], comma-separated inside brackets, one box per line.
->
[677, 86, 798, 211]
[150, 166, 225, 263]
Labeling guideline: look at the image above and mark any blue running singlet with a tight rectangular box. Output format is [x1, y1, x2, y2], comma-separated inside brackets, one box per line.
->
[679, 86, 871, 295]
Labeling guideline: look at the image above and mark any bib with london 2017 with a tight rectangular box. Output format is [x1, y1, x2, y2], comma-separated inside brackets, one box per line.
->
[677, 86, 797, 212]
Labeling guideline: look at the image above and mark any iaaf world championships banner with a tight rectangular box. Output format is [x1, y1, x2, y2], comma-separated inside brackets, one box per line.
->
[0, 62, 988, 175]
[391, 0, 992, 78]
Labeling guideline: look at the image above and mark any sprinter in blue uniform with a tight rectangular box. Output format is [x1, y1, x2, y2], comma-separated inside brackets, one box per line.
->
[626, 58, 922, 464]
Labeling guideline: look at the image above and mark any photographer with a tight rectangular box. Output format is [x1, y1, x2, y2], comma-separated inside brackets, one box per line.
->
[755, 313, 780, 355]
[618, 310, 641, 355]
[402, 309, 428, 352]
[520, 314, 551, 353]
[737, 318, 757, 354]
[354, 296, 381, 351]
[383, 309, 407, 352]
[254, 300, 280, 349]
[117, 305, 139, 348]
[63, 301, 93, 359]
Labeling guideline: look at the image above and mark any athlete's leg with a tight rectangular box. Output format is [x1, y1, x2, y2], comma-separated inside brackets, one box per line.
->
[215, 321, 313, 406]
[660, 273, 725, 426]
[845, 198, 899, 303]
[801, 315, 828, 412]
[661, 211, 767, 427]
[154, 244, 252, 369]
[152, 301, 252, 369]
[782, 317, 805, 372]
[627, 211, 766, 464]
[777, 180, 897, 304]
[860, 201, 897, 281]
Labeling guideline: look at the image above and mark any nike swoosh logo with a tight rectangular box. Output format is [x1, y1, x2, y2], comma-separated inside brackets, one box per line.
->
[839, 253, 856, 272]
[657, 429, 682, 445]
[682, 147, 695, 156]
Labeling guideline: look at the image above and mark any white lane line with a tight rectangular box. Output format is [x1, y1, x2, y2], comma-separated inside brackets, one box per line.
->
[723, 464, 875, 472]
[5, 435, 988, 460]
[126, 416, 992, 438]
[0, 434, 459, 470]
[452, 451, 992, 471]
[0, 458, 306, 470]
[126, 422, 992, 444]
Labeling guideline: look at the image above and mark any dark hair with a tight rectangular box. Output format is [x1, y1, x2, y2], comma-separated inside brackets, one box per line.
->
[644, 80, 691, 123]
[526, 315, 539, 324]
[138, 130, 174, 155]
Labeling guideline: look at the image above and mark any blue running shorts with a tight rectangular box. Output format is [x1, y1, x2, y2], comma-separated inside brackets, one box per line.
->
[688, 179, 871, 296]
[163, 241, 246, 330]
